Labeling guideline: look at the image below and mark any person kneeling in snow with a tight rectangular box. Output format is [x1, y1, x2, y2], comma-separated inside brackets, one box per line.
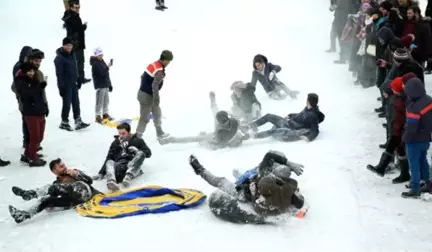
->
[247, 93, 325, 142]
[209, 81, 262, 125]
[251, 54, 299, 100]
[9, 158, 99, 223]
[188, 151, 305, 224]
[93, 122, 152, 191]
[158, 111, 249, 149]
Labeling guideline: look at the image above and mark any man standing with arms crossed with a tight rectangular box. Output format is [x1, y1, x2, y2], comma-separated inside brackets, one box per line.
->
[136, 50, 173, 139]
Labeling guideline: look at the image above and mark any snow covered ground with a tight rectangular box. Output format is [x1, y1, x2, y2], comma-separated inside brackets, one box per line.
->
[1, 0, 432, 251]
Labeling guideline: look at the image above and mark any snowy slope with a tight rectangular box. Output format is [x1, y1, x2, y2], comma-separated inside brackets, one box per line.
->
[1, 0, 432, 251]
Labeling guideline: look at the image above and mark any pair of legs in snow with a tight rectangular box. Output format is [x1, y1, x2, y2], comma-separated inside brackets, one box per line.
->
[103, 152, 146, 191]
[268, 81, 299, 100]
[95, 88, 113, 123]
[403, 142, 432, 198]
[155, 0, 167, 9]
[9, 181, 93, 223]
[136, 91, 168, 139]
[59, 85, 90, 131]
[249, 113, 309, 141]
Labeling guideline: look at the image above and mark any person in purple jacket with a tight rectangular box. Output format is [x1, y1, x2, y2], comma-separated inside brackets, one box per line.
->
[402, 77, 432, 198]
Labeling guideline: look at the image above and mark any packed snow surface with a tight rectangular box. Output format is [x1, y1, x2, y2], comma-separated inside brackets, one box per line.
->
[0, 0, 432, 251]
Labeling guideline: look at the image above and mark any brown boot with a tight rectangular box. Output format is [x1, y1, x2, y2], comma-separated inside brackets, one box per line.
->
[95, 115, 103, 124]
[103, 114, 114, 121]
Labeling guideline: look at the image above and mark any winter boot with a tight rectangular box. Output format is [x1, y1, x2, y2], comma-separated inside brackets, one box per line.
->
[160, 0, 167, 8]
[333, 59, 346, 64]
[375, 107, 384, 113]
[107, 180, 120, 192]
[103, 114, 114, 121]
[189, 155, 204, 175]
[382, 123, 387, 128]
[156, 126, 169, 139]
[75, 118, 90, 130]
[12, 186, 38, 201]
[366, 152, 393, 177]
[59, 121, 73, 131]
[392, 157, 411, 184]
[29, 159, 47, 167]
[291, 191, 305, 209]
[158, 136, 173, 145]
[325, 48, 336, 53]
[378, 112, 386, 118]
[0, 158, 10, 167]
[95, 115, 103, 124]
[122, 174, 133, 187]
[401, 190, 421, 199]
[379, 142, 388, 149]
[377, 97, 382, 101]
[9, 205, 32, 224]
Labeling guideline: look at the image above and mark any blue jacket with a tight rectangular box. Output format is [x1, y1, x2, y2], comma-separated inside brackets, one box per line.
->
[403, 78, 432, 143]
[54, 47, 79, 89]
[90, 56, 111, 89]
[12, 46, 32, 78]
[286, 107, 325, 141]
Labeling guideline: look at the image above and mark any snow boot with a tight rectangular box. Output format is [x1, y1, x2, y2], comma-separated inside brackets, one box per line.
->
[59, 121, 73, 131]
[325, 48, 336, 53]
[12, 186, 38, 201]
[291, 191, 305, 209]
[103, 114, 114, 121]
[29, 159, 47, 167]
[121, 174, 133, 187]
[0, 158, 10, 167]
[156, 126, 169, 139]
[107, 180, 120, 192]
[378, 112, 386, 118]
[392, 157, 411, 184]
[379, 142, 388, 149]
[189, 155, 204, 175]
[366, 152, 393, 177]
[20, 154, 43, 165]
[333, 59, 346, 64]
[420, 180, 432, 193]
[382, 123, 387, 128]
[375, 107, 384, 113]
[75, 119, 90, 130]
[9, 205, 32, 224]
[160, 0, 167, 9]
[401, 190, 421, 199]
[377, 97, 382, 101]
[95, 115, 103, 124]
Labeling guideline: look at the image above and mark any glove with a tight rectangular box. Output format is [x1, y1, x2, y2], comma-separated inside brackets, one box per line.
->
[128, 146, 139, 154]
[77, 82, 82, 90]
[92, 174, 104, 180]
[45, 107, 49, 117]
[269, 71, 276, 81]
[287, 160, 304, 176]
[40, 81, 47, 88]
[109, 86, 113, 92]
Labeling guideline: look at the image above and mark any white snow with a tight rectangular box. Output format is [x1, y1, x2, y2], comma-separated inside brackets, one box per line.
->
[1, 0, 432, 251]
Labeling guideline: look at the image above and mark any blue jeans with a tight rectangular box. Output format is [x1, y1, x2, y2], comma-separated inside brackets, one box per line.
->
[406, 142, 430, 192]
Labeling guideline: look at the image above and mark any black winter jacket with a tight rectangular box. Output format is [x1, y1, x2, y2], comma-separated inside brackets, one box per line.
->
[90, 56, 112, 89]
[14, 75, 48, 116]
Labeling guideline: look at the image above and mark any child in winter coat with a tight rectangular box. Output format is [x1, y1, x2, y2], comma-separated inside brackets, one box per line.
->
[251, 54, 299, 100]
[402, 77, 432, 198]
[90, 47, 113, 123]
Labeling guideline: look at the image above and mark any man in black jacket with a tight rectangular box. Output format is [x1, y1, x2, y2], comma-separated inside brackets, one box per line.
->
[64, 1, 91, 85]
[93, 123, 152, 191]
[9, 158, 99, 223]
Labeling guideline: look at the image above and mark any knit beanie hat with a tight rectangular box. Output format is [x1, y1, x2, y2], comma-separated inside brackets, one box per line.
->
[20, 62, 35, 73]
[160, 50, 173, 61]
[63, 37, 73, 46]
[307, 93, 319, 107]
[393, 48, 410, 62]
[28, 49, 45, 59]
[390, 77, 404, 94]
[379, 1, 393, 12]
[402, 72, 417, 84]
[93, 47, 103, 56]
[216, 110, 229, 124]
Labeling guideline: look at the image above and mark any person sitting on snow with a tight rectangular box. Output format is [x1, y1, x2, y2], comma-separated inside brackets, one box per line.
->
[188, 151, 305, 223]
[158, 110, 249, 150]
[93, 122, 152, 191]
[251, 54, 299, 100]
[9, 158, 99, 223]
[209, 81, 262, 125]
[247, 93, 325, 142]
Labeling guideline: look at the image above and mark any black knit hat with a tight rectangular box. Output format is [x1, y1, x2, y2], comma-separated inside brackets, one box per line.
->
[63, 37, 73, 46]
[216, 110, 229, 124]
[307, 93, 319, 107]
[20, 62, 36, 73]
[160, 50, 173, 61]
[28, 48, 45, 59]
[379, 1, 393, 12]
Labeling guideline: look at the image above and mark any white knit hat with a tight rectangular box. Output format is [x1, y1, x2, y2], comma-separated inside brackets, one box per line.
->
[93, 47, 103, 56]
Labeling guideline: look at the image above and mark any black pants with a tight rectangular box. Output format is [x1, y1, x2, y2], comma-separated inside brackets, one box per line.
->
[37, 182, 90, 213]
[61, 85, 81, 122]
[21, 114, 30, 147]
[74, 49, 85, 81]
[377, 67, 387, 108]
[385, 135, 406, 157]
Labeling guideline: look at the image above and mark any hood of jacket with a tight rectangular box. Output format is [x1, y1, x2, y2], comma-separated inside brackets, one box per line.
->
[18, 46, 33, 63]
[309, 106, 325, 123]
[376, 27, 395, 45]
[253, 54, 268, 70]
[404, 78, 425, 100]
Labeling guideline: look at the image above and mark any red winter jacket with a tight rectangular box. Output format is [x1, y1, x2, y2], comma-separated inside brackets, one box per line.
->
[391, 94, 406, 137]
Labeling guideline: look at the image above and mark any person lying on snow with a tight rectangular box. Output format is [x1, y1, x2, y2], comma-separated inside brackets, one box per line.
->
[93, 122, 151, 191]
[246, 93, 325, 142]
[188, 151, 305, 224]
[251, 54, 299, 100]
[367, 75, 414, 184]
[158, 110, 249, 150]
[209, 81, 262, 124]
[9, 158, 100, 223]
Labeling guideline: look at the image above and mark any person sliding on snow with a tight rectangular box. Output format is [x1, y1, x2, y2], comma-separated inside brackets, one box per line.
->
[209, 81, 262, 125]
[155, 0, 167, 10]
[136, 50, 172, 140]
[247, 93, 325, 142]
[93, 122, 152, 191]
[367, 75, 414, 184]
[188, 151, 305, 223]
[9, 158, 100, 223]
[251, 54, 299, 100]
[158, 110, 248, 150]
